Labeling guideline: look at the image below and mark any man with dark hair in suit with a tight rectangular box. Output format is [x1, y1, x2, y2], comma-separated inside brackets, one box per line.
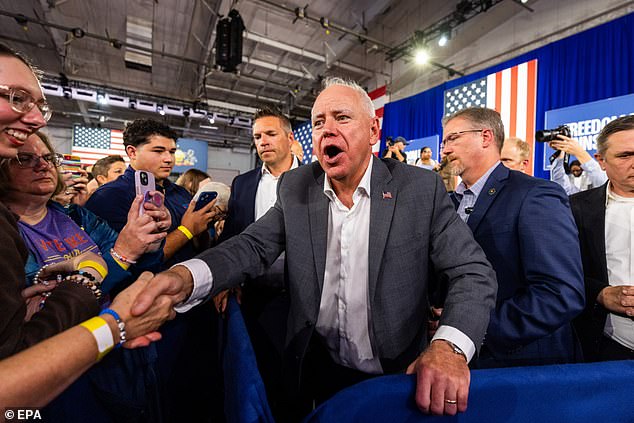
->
[134, 78, 498, 420]
[441, 107, 585, 368]
[570, 115, 634, 362]
[215, 107, 300, 406]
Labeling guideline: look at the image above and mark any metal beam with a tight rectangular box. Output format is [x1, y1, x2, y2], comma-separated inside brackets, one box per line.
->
[245, 31, 378, 78]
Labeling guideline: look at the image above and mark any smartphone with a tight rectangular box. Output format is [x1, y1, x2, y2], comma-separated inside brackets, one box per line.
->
[194, 191, 218, 211]
[134, 170, 156, 215]
[61, 154, 83, 180]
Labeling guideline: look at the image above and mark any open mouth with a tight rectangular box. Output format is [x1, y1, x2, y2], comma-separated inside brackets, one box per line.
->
[324, 145, 343, 159]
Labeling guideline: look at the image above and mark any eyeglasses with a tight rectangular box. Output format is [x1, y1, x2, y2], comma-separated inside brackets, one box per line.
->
[0, 85, 52, 122]
[14, 153, 63, 168]
[441, 129, 485, 146]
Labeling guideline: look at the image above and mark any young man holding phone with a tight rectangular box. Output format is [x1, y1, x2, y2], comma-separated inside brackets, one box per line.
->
[84, 118, 224, 421]
[86, 119, 221, 266]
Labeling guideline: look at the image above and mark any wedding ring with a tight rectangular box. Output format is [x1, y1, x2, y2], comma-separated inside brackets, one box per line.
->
[445, 399, 457, 405]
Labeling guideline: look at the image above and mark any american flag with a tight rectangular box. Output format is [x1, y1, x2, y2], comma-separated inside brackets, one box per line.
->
[369, 85, 388, 156]
[293, 120, 314, 165]
[443, 60, 538, 175]
[292, 85, 389, 164]
[71, 126, 128, 166]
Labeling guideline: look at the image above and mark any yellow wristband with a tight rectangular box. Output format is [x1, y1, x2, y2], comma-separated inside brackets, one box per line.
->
[112, 256, 130, 271]
[78, 260, 108, 279]
[177, 225, 194, 240]
[80, 316, 114, 361]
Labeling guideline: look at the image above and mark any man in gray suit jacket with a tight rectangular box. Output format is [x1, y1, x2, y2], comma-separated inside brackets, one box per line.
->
[133, 78, 497, 418]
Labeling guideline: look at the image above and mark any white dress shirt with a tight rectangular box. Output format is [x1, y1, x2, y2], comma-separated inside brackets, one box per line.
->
[316, 159, 379, 373]
[255, 156, 299, 220]
[177, 157, 476, 366]
[603, 184, 634, 349]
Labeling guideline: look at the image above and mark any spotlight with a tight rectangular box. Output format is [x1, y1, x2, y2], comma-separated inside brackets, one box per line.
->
[99, 115, 106, 123]
[208, 116, 215, 125]
[520, 0, 528, 3]
[415, 49, 429, 65]
[62, 87, 72, 99]
[129, 99, 137, 110]
[71, 27, 85, 38]
[97, 92, 108, 105]
[438, 34, 448, 47]
[182, 107, 191, 117]
[157, 104, 165, 116]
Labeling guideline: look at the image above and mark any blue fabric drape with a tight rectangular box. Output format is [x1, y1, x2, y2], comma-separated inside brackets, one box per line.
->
[304, 361, 634, 422]
[382, 11, 634, 179]
[223, 297, 275, 423]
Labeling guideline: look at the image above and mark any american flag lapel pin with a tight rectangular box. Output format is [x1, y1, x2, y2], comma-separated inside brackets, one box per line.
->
[382, 191, 392, 199]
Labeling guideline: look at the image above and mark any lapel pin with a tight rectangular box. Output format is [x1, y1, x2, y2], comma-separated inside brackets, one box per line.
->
[488, 188, 496, 196]
[382, 191, 393, 199]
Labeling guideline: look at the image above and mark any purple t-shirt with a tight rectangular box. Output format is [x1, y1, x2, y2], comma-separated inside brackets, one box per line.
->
[18, 206, 100, 267]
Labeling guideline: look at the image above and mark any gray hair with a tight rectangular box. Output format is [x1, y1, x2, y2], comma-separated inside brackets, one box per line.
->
[312, 77, 375, 119]
[443, 107, 505, 151]
[597, 115, 634, 156]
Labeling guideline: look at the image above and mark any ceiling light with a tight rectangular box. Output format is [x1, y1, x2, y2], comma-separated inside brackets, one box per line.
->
[97, 92, 107, 105]
[438, 34, 449, 47]
[520, 0, 528, 3]
[415, 49, 429, 65]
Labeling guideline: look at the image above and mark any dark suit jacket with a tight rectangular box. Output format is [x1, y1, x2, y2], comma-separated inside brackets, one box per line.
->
[569, 183, 610, 361]
[198, 156, 497, 391]
[452, 163, 585, 368]
[219, 167, 262, 243]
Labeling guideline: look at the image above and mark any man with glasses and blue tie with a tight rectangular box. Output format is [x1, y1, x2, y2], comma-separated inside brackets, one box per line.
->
[439, 107, 585, 368]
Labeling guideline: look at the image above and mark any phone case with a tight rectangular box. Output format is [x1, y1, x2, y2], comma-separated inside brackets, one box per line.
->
[134, 170, 156, 215]
[194, 191, 218, 211]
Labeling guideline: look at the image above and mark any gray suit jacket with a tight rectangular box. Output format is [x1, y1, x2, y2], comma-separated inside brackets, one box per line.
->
[198, 156, 497, 388]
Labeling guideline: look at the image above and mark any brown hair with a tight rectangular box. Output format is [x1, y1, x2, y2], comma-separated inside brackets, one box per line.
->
[175, 168, 210, 196]
[0, 132, 65, 199]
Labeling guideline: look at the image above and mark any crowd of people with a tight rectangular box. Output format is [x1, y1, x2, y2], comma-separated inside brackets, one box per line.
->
[1, 41, 633, 423]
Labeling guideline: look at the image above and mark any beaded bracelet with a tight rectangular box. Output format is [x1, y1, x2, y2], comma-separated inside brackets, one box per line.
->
[33, 264, 56, 286]
[109, 248, 137, 264]
[99, 308, 127, 346]
[65, 273, 103, 300]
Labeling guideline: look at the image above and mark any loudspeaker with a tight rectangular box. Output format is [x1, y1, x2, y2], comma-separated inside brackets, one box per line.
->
[215, 9, 245, 72]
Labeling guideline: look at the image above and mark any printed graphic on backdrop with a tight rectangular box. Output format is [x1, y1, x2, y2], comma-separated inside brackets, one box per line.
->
[173, 138, 208, 173]
[293, 85, 389, 164]
[542, 92, 634, 171]
[72, 126, 127, 165]
[443, 59, 537, 175]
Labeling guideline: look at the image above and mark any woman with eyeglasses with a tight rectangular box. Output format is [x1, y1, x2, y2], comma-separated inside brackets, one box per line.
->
[0, 131, 168, 298]
[0, 43, 175, 408]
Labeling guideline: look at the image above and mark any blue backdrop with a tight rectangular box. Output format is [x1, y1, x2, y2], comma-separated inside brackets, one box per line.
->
[382, 11, 634, 180]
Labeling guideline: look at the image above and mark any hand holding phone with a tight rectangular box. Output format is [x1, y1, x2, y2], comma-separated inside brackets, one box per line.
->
[194, 191, 218, 211]
[134, 170, 158, 215]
